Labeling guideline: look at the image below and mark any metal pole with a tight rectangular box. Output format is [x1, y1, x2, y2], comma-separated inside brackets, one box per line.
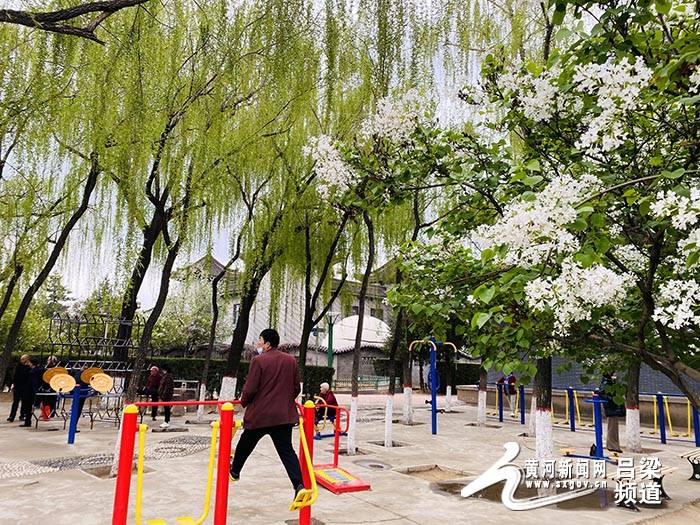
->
[67, 385, 81, 444]
[299, 400, 315, 525]
[430, 346, 437, 435]
[112, 405, 139, 525]
[497, 383, 504, 423]
[333, 411, 341, 469]
[693, 405, 700, 447]
[591, 395, 604, 459]
[519, 384, 525, 425]
[213, 402, 234, 525]
[327, 317, 334, 369]
[568, 387, 576, 432]
[656, 393, 667, 445]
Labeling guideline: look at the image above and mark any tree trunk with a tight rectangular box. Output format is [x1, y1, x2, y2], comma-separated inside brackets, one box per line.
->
[0, 263, 22, 323]
[534, 357, 553, 467]
[114, 210, 163, 360]
[125, 238, 182, 402]
[387, 308, 403, 396]
[625, 360, 642, 452]
[477, 364, 487, 426]
[0, 154, 100, 385]
[348, 211, 374, 455]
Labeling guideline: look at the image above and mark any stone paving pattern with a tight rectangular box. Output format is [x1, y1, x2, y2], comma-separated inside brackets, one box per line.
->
[0, 393, 697, 524]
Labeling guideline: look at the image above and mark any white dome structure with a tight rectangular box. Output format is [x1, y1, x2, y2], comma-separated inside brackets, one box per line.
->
[321, 314, 391, 349]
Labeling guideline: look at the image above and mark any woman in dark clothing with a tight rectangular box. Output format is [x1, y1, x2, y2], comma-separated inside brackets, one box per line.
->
[41, 356, 60, 418]
[158, 365, 175, 428]
[7, 355, 30, 422]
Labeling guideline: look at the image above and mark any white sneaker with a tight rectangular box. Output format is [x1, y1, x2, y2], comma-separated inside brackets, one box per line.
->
[159, 422, 170, 429]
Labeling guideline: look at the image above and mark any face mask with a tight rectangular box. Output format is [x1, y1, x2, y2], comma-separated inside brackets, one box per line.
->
[256, 347, 263, 355]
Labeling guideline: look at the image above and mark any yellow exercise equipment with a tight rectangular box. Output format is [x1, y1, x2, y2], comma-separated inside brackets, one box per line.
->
[135, 419, 233, 525]
[90, 372, 114, 393]
[43, 367, 68, 383]
[50, 372, 76, 393]
[289, 416, 318, 512]
[313, 396, 329, 433]
[80, 367, 104, 384]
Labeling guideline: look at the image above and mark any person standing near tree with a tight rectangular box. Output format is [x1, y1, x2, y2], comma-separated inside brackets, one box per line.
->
[506, 372, 517, 417]
[139, 366, 161, 421]
[158, 364, 174, 429]
[229, 328, 304, 501]
[20, 357, 42, 427]
[599, 372, 625, 453]
[6, 355, 30, 422]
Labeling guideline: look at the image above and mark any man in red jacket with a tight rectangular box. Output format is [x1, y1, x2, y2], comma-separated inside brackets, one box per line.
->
[230, 328, 304, 497]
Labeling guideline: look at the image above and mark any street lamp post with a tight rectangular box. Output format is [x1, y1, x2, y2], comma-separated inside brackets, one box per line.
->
[326, 314, 339, 369]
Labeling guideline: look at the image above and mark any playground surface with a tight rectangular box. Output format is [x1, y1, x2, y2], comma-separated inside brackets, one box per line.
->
[0, 393, 698, 525]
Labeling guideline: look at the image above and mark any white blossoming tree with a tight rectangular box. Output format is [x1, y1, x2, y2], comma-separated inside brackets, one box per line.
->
[391, 0, 700, 458]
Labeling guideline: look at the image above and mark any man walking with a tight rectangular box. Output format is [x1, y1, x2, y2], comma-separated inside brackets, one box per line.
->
[229, 328, 304, 499]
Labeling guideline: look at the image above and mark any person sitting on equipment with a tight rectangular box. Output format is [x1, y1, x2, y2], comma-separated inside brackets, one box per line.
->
[315, 382, 338, 428]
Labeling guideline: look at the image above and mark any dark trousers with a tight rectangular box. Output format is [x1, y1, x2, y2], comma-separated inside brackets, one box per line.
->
[20, 394, 34, 426]
[163, 405, 171, 423]
[9, 388, 22, 420]
[230, 424, 302, 489]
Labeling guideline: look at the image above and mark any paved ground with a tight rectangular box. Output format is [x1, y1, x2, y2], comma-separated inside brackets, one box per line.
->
[0, 393, 697, 524]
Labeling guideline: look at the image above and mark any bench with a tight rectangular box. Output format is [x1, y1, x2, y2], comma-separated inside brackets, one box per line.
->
[604, 465, 676, 510]
[680, 449, 700, 481]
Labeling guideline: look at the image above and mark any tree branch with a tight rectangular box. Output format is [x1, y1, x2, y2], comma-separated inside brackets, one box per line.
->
[0, 0, 149, 44]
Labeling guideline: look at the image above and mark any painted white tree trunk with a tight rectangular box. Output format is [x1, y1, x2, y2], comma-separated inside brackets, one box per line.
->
[403, 386, 413, 425]
[529, 395, 537, 436]
[384, 395, 393, 447]
[626, 408, 642, 453]
[196, 384, 207, 422]
[219, 376, 237, 402]
[347, 396, 358, 455]
[535, 409, 554, 465]
[299, 382, 304, 402]
[477, 389, 487, 426]
[445, 386, 452, 412]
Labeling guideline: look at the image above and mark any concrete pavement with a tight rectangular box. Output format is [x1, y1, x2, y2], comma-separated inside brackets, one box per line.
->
[0, 393, 697, 524]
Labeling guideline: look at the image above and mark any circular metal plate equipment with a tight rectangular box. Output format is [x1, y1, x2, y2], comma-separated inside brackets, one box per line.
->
[89, 373, 114, 393]
[50, 373, 77, 393]
[80, 367, 104, 384]
[43, 367, 68, 383]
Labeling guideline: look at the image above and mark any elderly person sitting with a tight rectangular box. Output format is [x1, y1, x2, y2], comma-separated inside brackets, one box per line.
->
[315, 382, 338, 428]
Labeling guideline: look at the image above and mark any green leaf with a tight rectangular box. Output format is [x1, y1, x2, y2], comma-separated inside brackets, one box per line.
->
[552, 2, 566, 25]
[662, 168, 685, 180]
[569, 218, 588, 232]
[594, 237, 610, 254]
[524, 159, 541, 171]
[472, 311, 492, 330]
[649, 156, 663, 167]
[475, 285, 496, 304]
[523, 175, 543, 187]
[577, 205, 594, 216]
[687, 251, 700, 269]
[480, 248, 495, 262]
[639, 198, 651, 216]
[655, 0, 671, 14]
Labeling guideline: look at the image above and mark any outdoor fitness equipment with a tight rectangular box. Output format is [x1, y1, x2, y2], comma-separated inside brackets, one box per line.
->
[135, 419, 230, 525]
[312, 402, 370, 494]
[562, 393, 617, 465]
[113, 400, 239, 525]
[46, 366, 114, 444]
[313, 396, 347, 440]
[408, 338, 442, 435]
[113, 399, 319, 525]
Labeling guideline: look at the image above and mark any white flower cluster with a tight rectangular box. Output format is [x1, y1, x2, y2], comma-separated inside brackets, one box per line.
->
[525, 259, 635, 335]
[650, 186, 700, 269]
[497, 68, 561, 123]
[653, 279, 700, 329]
[650, 187, 700, 230]
[690, 68, 700, 94]
[615, 244, 647, 272]
[361, 89, 430, 142]
[573, 56, 653, 155]
[472, 173, 602, 267]
[303, 135, 356, 199]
